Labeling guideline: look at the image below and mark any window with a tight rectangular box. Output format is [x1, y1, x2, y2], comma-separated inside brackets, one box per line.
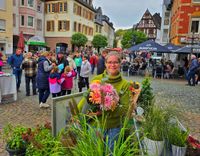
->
[74, 22, 77, 31]
[78, 23, 81, 32]
[0, 0, 6, 9]
[28, 0, 34, 7]
[164, 19, 169, 25]
[58, 20, 70, 31]
[47, 4, 51, 12]
[193, 0, 200, 2]
[28, 16, 34, 27]
[47, 21, 54, 31]
[52, 3, 55, 12]
[64, 2, 67, 12]
[59, 3, 63, 12]
[13, 14, 16, 27]
[37, 4, 41, 12]
[21, 15, 24, 26]
[191, 18, 200, 33]
[77, 6, 82, 16]
[13, 0, 16, 6]
[37, 19, 42, 31]
[165, 12, 170, 18]
[73, 4, 77, 13]
[96, 25, 98, 32]
[21, 0, 24, 6]
[0, 19, 6, 32]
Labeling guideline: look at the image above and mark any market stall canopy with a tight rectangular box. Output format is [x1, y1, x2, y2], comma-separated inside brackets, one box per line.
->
[164, 43, 181, 51]
[27, 36, 46, 46]
[17, 31, 25, 51]
[128, 40, 171, 53]
[174, 45, 200, 54]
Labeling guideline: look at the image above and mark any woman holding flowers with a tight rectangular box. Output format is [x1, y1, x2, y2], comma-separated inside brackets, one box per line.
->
[78, 51, 135, 151]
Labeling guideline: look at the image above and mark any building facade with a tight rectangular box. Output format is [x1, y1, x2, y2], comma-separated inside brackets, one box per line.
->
[13, 0, 45, 53]
[160, 0, 172, 45]
[169, 0, 200, 45]
[44, 0, 96, 52]
[94, 7, 103, 35]
[136, 9, 161, 42]
[101, 15, 115, 48]
[0, 0, 13, 54]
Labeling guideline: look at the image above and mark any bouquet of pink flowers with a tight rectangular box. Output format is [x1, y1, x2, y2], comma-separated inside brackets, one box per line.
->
[88, 80, 119, 113]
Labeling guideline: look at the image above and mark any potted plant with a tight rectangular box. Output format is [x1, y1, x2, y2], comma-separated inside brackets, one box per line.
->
[167, 122, 189, 156]
[137, 77, 154, 114]
[3, 124, 29, 156]
[142, 105, 166, 156]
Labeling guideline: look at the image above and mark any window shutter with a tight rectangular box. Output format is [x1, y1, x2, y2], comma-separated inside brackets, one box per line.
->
[45, 4, 47, 13]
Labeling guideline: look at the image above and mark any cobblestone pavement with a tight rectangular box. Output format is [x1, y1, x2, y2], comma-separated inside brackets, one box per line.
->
[0, 71, 200, 155]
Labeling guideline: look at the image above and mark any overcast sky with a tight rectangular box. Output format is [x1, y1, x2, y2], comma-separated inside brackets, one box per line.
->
[93, 0, 163, 30]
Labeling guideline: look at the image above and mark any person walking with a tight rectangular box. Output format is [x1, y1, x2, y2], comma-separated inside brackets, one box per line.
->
[8, 48, 24, 91]
[187, 55, 199, 86]
[78, 55, 91, 92]
[22, 52, 37, 96]
[74, 52, 82, 78]
[37, 51, 55, 108]
[89, 53, 97, 74]
[96, 49, 109, 75]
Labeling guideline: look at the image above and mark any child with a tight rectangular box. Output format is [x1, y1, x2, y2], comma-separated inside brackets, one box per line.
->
[61, 66, 77, 95]
[49, 66, 64, 97]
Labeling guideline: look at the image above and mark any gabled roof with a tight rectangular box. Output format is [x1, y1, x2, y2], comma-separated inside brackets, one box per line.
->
[152, 13, 161, 29]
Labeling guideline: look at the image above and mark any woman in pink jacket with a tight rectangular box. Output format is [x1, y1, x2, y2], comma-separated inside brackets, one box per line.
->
[61, 66, 76, 95]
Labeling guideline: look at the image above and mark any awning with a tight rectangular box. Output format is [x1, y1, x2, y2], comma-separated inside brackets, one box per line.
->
[128, 40, 171, 53]
[27, 36, 46, 46]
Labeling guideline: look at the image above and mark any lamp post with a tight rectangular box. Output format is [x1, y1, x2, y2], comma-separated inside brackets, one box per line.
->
[190, 31, 195, 60]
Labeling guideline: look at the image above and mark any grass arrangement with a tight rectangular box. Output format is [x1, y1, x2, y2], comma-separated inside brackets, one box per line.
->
[60, 114, 142, 156]
[167, 122, 189, 147]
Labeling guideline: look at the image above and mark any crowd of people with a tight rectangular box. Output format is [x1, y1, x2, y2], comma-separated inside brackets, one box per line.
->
[3, 48, 109, 108]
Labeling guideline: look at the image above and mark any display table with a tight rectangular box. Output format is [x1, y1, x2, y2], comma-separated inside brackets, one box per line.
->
[0, 74, 17, 103]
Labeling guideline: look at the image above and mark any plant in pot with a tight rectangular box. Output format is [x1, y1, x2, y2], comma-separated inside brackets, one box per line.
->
[142, 105, 166, 156]
[137, 77, 154, 114]
[167, 122, 189, 156]
[2, 124, 29, 156]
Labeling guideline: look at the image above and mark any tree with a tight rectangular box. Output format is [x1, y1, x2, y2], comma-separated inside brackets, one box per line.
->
[121, 30, 147, 49]
[92, 34, 108, 53]
[71, 33, 88, 49]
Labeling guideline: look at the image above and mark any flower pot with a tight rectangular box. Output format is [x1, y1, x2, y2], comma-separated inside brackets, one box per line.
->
[172, 144, 186, 156]
[143, 137, 164, 156]
[6, 144, 26, 156]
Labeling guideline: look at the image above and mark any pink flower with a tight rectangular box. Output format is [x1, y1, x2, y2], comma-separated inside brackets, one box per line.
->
[101, 84, 113, 94]
[104, 95, 112, 110]
[90, 82, 100, 91]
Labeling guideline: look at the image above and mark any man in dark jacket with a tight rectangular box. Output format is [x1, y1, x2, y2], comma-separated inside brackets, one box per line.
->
[187, 55, 199, 86]
[8, 48, 24, 91]
[96, 49, 109, 75]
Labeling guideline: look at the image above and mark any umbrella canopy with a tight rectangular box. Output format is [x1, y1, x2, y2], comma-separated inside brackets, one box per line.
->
[17, 31, 25, 51]
[164, 43, 181, 51]
[128, 40, 171, 53]
[174, 45, 200, 54]
[27, 36, 46, 46]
